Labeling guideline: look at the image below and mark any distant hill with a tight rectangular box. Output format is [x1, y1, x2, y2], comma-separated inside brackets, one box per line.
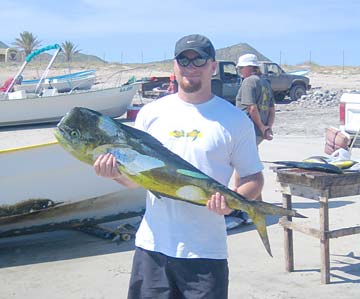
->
[0, 41, 9, 48]
[153, 42, 270, 65]
[0, 41, 104, 64]
[26, 52, 105, 64]
[56, 52, 105, 63]
[0, 42, 269, 65]
[215, 43, 270, 63]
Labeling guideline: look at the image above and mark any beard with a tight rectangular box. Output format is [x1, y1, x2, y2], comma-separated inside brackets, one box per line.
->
[178, 77, 202, 93]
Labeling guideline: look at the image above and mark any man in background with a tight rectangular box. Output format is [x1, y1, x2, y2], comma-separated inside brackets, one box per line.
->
[234, 53, 275, 203]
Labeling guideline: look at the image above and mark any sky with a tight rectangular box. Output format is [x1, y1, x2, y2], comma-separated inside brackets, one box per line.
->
[1, 0, 360, 66]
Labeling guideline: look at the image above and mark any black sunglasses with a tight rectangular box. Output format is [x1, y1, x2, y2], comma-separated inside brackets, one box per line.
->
[176, 56, 208, 67]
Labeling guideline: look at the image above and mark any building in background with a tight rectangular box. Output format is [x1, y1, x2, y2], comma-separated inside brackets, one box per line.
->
[0, 41, 20, 63]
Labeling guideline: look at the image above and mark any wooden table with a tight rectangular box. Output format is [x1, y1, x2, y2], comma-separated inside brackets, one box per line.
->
[274, 168, 360, 284]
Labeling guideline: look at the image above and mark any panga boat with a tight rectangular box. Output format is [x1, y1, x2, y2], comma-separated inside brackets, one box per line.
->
[0, 141, 146, 237]
[14, 70, 97, 93]
[0, 84, 137, 127]
[0, 43, 138, 127]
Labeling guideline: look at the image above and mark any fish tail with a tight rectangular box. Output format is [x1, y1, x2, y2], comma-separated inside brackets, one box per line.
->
[255, 200, 306, 218]
[247, 208, 272, 257]
[226, 191, 306, 255]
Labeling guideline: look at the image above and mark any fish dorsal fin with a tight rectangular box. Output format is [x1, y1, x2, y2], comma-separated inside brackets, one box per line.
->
[121, 123, 165, 148]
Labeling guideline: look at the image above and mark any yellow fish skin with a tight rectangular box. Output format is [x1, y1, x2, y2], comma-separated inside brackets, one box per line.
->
[329, 160, 358, 169]
[302, 156, 358, 170]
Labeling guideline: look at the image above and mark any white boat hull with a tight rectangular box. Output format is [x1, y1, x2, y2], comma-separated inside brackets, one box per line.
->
[0, 142, 146, 237]
[0, 85, 137, 127]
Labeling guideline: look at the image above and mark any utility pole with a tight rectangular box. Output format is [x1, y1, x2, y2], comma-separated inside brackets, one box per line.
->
[309, 50, 312, 65]
[279, 51, 282, 66]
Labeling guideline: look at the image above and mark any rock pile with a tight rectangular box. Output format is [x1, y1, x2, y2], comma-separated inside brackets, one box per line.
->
[286, 88, 360, 108]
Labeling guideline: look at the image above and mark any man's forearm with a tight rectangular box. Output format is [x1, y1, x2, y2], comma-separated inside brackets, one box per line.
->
[267, 106, 276, 127]
[234, 172, 264, 201]
[248, 105, 266, 134]
[113, 175, 139, 189]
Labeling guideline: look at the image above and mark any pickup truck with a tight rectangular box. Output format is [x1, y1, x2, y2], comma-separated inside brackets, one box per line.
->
[211, 60, 311, 103]
[211, 60, 240, 104]
[259, 61, 311, 101]
[339, 93, 360, 147]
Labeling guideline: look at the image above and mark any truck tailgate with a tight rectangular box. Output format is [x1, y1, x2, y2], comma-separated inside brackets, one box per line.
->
[345, 103, 360, 133]
[341, 93, 360, 133]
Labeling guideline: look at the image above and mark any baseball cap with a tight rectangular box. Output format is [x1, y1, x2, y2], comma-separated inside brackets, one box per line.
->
[174, 34, 216, 60]
[236, 54, 259, 67]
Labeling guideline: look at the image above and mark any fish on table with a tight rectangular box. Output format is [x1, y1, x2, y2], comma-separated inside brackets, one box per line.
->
[268, 161, 344, 174]
[302, 156, 358, 170]
[267, 156, 359, 174]
[54, 107, 305, 256]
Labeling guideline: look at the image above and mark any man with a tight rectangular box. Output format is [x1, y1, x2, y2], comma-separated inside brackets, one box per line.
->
[235, 53, 275, 146]
[234, 54, 275, 196]
[93, 34, 264, 299]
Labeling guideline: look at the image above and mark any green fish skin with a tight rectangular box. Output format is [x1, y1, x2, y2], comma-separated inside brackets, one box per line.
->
[54, 107, 305, 257]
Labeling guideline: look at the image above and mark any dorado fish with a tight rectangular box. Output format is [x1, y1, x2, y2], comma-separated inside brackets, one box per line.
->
[269, 160, 343, 174]
[54, 107, 305, 256]
[302, 156, 358, 170]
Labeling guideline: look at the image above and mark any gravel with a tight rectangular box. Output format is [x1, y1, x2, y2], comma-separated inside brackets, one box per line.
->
[272, 87, 360, 137]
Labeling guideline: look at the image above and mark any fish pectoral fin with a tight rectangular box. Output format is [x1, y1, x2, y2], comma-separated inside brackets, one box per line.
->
[248, 209, 272, 257]
[176, 169, 209, 179]
[92, 144, 125, 159]
[108, 148, 165, 175]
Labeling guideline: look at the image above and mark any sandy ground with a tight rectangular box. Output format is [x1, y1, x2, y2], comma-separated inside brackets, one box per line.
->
[1, 66, 360, 298]
[0, 135, 359, 299]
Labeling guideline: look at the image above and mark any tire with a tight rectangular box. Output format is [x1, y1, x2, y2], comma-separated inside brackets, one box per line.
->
[211, 79, 223, 97]
[274, 93, 286, 102]
[121, 234, 131, 241]
[289, 84, 306, 101]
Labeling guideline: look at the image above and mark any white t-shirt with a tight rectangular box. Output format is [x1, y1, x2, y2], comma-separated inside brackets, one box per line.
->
[134, 94, 263, 259]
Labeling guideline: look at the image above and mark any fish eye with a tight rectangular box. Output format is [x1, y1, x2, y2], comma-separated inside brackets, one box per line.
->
[70, 130, 80, 138]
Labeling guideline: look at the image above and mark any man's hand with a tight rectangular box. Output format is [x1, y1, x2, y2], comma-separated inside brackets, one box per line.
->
[263, 127, 273, 140]
[93, 153, 138, 188]
[94, 153, 121, 179]
[207, 192, 233, 215]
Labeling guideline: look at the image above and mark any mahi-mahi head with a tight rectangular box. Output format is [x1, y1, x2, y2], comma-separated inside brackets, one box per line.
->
[54, 107, 305, 256]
